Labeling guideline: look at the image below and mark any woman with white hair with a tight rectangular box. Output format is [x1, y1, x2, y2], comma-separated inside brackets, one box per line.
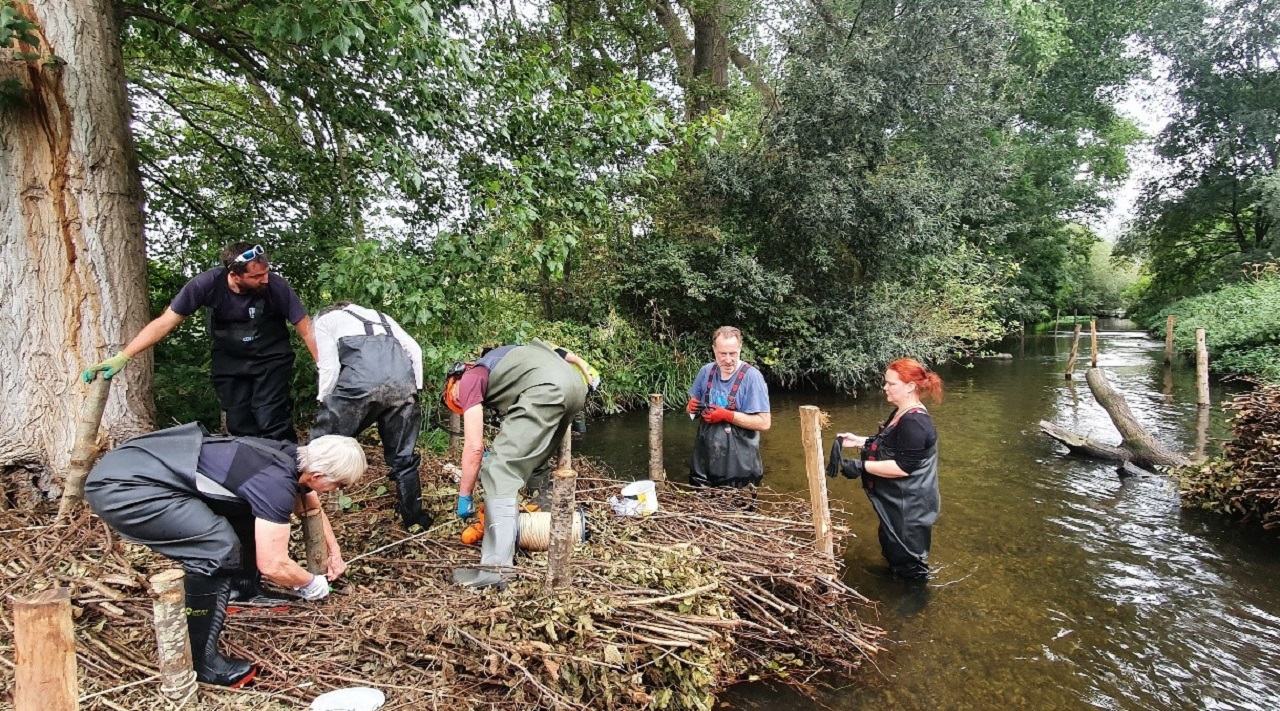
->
[86, 423, 366, 687]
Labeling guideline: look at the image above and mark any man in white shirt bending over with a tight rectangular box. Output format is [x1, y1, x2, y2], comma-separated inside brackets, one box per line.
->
[310, 302, 428, 530]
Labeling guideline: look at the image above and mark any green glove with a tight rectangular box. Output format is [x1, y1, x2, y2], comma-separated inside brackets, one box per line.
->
[82, 351, 130, 382]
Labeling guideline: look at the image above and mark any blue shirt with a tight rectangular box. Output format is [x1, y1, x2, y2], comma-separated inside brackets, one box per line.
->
[689, 363, 770, 414]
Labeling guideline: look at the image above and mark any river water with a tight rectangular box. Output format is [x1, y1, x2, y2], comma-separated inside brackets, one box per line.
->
[578, 320, 1280, 710]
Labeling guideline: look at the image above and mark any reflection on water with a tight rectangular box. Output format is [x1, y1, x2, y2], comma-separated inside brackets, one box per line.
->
[578, 320, 1280, 709]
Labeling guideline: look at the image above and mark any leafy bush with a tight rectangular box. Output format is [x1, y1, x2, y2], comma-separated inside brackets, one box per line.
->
[1147, 272, 1280, 382]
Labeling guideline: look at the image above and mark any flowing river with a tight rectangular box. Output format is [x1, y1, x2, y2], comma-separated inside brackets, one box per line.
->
[578, 320, 1280, 710]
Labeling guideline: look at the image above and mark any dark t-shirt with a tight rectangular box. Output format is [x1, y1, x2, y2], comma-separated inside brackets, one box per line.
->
[195, 440, 301, 524]
[878, 409, 937, 473]
[170, 268, 307, 325]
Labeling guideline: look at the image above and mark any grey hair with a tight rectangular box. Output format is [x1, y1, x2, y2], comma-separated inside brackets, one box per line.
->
[712, 326, 742, 346]
[298, 435, 367, 486]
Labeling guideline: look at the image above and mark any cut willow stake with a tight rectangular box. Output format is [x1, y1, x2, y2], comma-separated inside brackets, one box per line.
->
[1165, 314, 1176, 364]
[59, 377, 112, 518]
[648, 394, 666, 482]
[302, 508, 328, 574]
[13, 587, 78, 711]
[559, 428, 572, 470]
[1064, 324, 1082, 379]
[798, 406, 833, 561]
[545, 468, 578, 591]
[1090, 319, 1098, 368]
[150, 570, 197, 703]
[448, 411, 461, 459]
[1196, 327, 1210, 407]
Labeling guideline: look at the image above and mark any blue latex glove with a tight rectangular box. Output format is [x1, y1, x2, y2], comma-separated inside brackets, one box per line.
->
[456, 494, 476, 519]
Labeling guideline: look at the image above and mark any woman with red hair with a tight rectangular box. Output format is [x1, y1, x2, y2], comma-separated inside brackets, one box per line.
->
[835, 358, 943, 579]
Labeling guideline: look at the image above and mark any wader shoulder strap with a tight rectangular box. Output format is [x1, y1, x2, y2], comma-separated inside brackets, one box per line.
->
[341, 307, 393, 336]
[704, 362, 753, 411]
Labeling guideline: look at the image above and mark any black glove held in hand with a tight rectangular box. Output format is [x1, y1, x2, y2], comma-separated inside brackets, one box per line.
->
[841, 458, 865, 480]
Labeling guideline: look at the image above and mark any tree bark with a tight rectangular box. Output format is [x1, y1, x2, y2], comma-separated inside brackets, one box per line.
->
[1039, 420, 1131, 462]
[1, 1, 152, 500]
[1084, 369, 1189, 468]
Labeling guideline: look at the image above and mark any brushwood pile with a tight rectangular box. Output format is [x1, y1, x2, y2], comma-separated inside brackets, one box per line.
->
[1182, 382, 1280, 529]
[0, 449, 884, 710]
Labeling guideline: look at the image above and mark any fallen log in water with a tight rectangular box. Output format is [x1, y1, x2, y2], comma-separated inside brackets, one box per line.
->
[0, 449, 883, 710]
[1040, 368, 1190, 470]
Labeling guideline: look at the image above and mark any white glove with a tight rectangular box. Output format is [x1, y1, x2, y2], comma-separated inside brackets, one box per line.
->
[296, 574, 330, 601]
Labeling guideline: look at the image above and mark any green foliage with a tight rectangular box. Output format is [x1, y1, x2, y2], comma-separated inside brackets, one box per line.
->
[1148, 270, 1280, 381]
[1122, 0, 1280, 310]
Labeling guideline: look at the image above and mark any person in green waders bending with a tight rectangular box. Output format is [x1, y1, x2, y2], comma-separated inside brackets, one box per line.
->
[442, 341, 599, 589]
[686, 326, 772, 490]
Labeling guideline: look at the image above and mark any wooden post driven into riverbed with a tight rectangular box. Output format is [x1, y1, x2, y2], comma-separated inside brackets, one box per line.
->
[1196, 327, 1210, 408]
[1165, 315, 1176, 364]
[648, 394, 666, 482]
[1090, 319, 1098, 368]
[1065, 324, 1083, 379]
[13, 587, 78, 711]
[798, 406, 834, 560]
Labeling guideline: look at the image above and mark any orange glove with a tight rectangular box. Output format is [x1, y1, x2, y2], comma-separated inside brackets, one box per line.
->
[686, 397, 701, 414]
[701, 405, 735, 424]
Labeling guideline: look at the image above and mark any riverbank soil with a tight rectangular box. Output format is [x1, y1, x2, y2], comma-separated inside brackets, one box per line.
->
[0, 449, 882, 710]
[1182, 382, 1280, 528]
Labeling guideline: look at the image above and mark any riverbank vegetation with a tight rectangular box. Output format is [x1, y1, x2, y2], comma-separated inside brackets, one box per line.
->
[1182, 383, 1280, 530]
[3, 0, 1268, 467]
[1149, 270, 1280, 383]
[1119, 0, 1278, 381]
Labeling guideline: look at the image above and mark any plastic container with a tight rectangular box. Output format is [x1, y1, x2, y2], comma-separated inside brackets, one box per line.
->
[610, 480, 659, 516]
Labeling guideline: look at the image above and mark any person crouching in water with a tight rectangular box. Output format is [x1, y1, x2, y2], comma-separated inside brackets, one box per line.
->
[85, 423, 366, 686]
[835, 358, 942, 580]
[442, 340, 597, 590]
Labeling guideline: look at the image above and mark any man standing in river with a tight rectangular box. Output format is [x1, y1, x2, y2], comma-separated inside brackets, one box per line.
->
[686, 326, 771, 488]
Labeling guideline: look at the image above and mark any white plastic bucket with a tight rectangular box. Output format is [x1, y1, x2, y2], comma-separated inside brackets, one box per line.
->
[619, 480, 659, 516]
[310, 686, 385, 711]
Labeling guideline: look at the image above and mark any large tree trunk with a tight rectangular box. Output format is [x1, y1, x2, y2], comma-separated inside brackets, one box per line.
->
[0, 0, 152, 501]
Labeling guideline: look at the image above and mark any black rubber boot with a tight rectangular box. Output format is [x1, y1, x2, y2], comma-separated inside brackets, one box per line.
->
[227, 571, 292, 613]
[185, 573, 257, 687]
[392, 473, 434, 531]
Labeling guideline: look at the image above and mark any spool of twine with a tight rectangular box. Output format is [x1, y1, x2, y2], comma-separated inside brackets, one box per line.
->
[518, 510, 585, 552]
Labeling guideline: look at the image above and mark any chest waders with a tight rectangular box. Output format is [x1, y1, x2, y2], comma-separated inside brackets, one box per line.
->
[690, 364, 764, 489]
[208, 275, 297, 441]
[311, 309, 428, 530]
[83, 423, 280, 687]
[861, 406, 941, 579]
[453, 340, 587, 589]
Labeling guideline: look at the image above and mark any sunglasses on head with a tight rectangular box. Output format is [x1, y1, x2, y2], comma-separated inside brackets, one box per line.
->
[233, 244, 265, 264]
[446, 361, 470, 379]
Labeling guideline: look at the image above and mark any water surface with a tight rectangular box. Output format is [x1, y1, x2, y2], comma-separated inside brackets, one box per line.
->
[578, 321, 1280, 709]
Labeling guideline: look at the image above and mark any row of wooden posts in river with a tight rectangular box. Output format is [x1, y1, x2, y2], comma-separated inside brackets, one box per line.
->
[12, 391, 847, 710]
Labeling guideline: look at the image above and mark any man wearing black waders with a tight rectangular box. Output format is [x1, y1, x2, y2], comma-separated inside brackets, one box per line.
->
[686, 326, 771, 490]
[82, 242, 317, 442]
[310, 302, 430, 531]
[442, 340, 598, 589]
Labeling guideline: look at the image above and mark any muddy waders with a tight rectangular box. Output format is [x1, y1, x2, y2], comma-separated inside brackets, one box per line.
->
[209, 287, 297, 441]
[185, 572, 257, 686]
[312, 308, 428, 529]
[453, 341, 587, 589]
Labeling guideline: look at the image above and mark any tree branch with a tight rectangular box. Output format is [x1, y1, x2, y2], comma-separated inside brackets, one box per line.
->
[729, 45, 775, 109]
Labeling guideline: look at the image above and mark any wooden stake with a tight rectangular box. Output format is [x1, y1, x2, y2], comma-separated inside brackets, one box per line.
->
[1165, 315, 1176, 364]
[13, 587, 78, 711]
[559, 427, 572, 469]
[301, 508, 328, 574]
[798, 406, 833, 561]
[1196, 327, 1210, 407]
[1090, 319, 1098, 368]
[1193, 403, 1211, 463]
[58, 377, 112, 518]
[648, 394, 665, 482]
[448, 411, 461, 459]
[1065, 324, 1082, 379]
[545, 468, 577, 591]
[149, 570, 197, 702]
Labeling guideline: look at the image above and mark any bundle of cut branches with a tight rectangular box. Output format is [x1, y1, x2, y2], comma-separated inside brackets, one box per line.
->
[0, 451, 882, 710]
[1181, 381, 1280, 529]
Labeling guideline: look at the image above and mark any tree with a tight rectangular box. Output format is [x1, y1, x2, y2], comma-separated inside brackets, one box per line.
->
[1122, 0, 1280, 308]
[0, 0, 153, 497]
